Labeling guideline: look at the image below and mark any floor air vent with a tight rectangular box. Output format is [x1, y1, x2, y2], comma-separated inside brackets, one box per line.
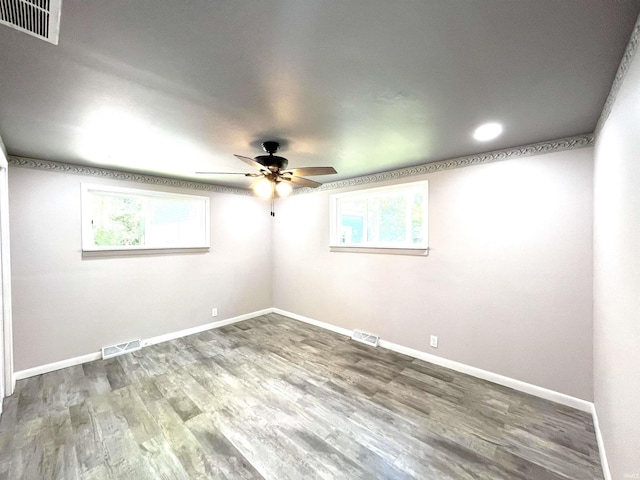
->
[351, 329, 379, 347]
[0, 0, 61, 45]
[102, 339, 142, 359]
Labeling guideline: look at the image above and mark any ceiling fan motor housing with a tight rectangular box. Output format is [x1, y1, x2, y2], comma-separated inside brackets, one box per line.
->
[255, 155, 288, 170]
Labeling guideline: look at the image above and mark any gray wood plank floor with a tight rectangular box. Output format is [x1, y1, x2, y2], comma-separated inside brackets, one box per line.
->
[0, 313, 603, 479]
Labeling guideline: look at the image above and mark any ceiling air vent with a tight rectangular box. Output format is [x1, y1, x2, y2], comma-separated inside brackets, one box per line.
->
[0, 0, 61, 45]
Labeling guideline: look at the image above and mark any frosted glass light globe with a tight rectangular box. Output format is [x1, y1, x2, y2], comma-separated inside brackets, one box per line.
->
[276, 181, 293, 197]
[253, 178, 273, 198]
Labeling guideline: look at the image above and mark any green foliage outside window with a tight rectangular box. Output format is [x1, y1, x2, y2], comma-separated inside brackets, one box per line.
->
[93, 196, 144, 246]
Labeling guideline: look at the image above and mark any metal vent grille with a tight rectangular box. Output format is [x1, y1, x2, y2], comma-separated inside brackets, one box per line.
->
[0, 0, 61, 45]
[102, 339, 142, 360]
[351, 329, 379, 347]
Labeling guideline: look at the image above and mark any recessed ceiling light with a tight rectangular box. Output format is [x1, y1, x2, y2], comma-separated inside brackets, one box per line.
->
[473, 122, 503, 141]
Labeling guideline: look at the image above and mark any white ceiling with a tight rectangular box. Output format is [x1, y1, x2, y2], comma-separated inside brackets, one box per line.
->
[0, 1, 638, 188]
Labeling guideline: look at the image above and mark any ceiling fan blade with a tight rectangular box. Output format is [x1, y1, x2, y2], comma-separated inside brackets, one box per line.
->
[282, 166, 337, 176]
[195, 172, 256, 175]
[234, 154, 268, 171]
[289, 176, 322, 188]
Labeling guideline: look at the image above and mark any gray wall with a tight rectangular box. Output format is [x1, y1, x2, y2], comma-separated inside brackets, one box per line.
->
[273, 148, 594, 400]
[9, 167, 273, 371]
[594, 39, 640, 478]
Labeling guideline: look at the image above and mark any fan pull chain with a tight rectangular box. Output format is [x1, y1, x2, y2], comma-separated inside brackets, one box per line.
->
[270, 195, 275, 217]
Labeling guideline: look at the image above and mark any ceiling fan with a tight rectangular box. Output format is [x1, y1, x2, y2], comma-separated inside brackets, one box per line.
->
[197, 141, 337, 214]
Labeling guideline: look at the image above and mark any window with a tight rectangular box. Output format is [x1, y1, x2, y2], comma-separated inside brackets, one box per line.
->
[81, 184, 210, 251]
[330, 181, 428, 250]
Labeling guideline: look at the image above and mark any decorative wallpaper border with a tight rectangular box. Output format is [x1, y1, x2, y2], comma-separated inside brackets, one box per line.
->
[292, 134, 594, 195]
[7, 156, 251, 196]
[595, 12, 640, 134]
[9, 133, 593, 196]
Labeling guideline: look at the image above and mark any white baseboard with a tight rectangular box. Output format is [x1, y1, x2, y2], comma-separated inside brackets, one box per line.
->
[379, 339, 593, 412]
[13, 308, 273, 380]
[591, 404, 611, 480]
[142, 308, 273, 347]
[13, 307, 595, 413]
[272, 308, 352, 337]
[14, 351, 102, 381]
[273, 308, 592, 413]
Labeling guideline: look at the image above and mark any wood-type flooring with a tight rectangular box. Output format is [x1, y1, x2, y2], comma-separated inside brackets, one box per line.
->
[0, 313, 604, 479]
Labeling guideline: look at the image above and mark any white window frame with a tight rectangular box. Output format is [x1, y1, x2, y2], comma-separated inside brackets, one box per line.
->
[81, 184, 210, 252]
[329, 180, 428, 252]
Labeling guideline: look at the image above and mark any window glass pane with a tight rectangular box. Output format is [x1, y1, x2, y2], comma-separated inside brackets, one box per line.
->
[331, 181, 428, 249]
[378, 194, 407, 243]
[146, 198, 206, 247]
[92, 193, 144, 246]
[366, 198, 378, 243]
[411, 192, 424, 245]
[82, 184, 209, 251]
[339, 199, 366, 245]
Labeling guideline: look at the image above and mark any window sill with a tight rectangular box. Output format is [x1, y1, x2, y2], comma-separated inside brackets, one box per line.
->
[329, 246, 429, 256]
[82, 247, 209, 258]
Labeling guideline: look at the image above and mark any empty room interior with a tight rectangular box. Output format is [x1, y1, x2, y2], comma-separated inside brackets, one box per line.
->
[0, 2, 639, 479]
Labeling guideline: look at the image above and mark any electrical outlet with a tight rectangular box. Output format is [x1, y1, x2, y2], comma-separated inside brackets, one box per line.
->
[430, 335, 438, 348]
[212, 308, 218, 317]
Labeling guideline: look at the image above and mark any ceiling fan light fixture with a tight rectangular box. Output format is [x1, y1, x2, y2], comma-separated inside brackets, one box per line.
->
[253, 178, 273, 198]
[473, 122, 503, 141]
[276, 180, 292, 197]
[199, 140, 337, 207]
